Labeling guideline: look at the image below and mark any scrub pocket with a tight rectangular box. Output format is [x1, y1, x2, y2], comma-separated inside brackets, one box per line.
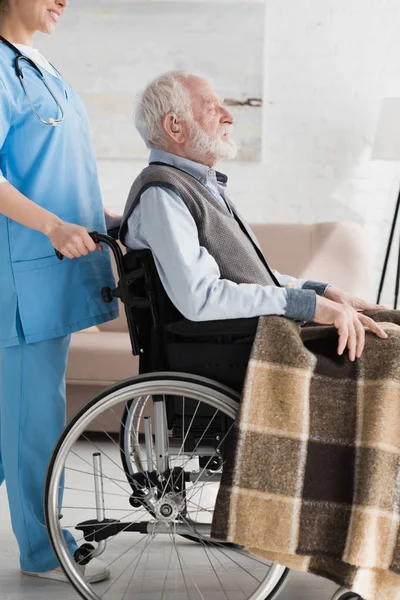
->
[12, 252, 117, 342]
[78, 248, 118, 318]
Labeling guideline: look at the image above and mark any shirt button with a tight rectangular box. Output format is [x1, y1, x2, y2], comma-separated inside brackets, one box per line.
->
[199, 177, 205, 183]
[208, 170, 213, 176]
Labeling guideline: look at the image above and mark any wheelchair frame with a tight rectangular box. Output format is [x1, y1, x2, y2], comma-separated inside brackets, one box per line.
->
[44, 232, 358, 600]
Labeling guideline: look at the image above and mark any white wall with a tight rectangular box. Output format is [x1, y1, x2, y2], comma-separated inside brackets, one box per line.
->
[40, 0, 264, 162]
[261, 0, 400, 305]
[43, 0, 400, 305]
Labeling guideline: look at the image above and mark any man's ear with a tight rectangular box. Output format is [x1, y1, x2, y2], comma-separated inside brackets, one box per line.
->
[162, 113, 186, 144]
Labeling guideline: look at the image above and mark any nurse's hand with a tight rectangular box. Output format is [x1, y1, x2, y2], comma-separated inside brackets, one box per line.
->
[48, 221, 102, 259]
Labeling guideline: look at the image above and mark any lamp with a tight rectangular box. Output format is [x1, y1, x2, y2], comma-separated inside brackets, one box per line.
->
[372, 97, 400, 307]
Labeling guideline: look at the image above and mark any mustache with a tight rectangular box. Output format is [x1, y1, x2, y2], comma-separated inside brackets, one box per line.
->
[218, 124, 233, 138]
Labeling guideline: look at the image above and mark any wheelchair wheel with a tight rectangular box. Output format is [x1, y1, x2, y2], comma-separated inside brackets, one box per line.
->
[331, 589, 363, 600]
[46, 373, 289, 600]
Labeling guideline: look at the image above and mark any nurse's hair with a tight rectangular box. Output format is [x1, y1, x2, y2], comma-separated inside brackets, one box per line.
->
[135, 71, 193, 150]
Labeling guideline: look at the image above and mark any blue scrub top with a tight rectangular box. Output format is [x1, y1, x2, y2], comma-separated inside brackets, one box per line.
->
[0, 42, 119, 347]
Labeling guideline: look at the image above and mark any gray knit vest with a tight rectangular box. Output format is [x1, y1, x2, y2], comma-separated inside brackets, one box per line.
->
[120, 164, 279, 288]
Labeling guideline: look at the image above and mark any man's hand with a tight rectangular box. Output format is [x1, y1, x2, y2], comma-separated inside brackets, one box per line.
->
[324, 286, 385, 312]
[314, 295, 388, 361]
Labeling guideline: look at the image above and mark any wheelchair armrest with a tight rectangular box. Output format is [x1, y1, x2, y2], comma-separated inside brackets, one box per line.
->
[164, 317, 259, 338]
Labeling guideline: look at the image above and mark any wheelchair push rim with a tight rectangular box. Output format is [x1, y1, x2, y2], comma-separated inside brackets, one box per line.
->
[45, 373, 288, 600]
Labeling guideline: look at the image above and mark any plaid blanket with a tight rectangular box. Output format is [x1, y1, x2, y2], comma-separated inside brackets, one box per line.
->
[211, 310, 400, 600]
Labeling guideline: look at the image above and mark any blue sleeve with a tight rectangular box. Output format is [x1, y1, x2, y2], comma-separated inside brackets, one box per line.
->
[271, 269, 329, 296]
[125, 187, 317, 323]
[0, 79, 11, 183]
[302, 280, 330, 296]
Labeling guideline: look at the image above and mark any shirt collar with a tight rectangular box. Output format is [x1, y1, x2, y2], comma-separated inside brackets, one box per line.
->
[149, 149, 228, 187]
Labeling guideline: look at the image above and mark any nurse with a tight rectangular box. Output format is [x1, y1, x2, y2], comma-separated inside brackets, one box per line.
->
[0, 0, 119, 584]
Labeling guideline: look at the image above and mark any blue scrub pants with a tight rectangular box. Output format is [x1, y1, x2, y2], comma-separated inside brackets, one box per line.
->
[0, 313, 78, 572]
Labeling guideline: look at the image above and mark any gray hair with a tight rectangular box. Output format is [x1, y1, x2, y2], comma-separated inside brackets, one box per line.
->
[135, 71, 193, 150]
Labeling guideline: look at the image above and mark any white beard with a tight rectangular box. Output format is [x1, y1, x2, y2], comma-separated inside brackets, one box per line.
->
[188, 119, 238, 164]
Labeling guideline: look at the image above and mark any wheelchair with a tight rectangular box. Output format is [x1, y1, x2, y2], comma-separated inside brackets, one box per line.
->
[45, 233, 361, 600]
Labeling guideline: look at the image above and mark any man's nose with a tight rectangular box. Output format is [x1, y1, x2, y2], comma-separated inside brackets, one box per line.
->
[57, 0, 68, 8]
[221, 107, 234, 125]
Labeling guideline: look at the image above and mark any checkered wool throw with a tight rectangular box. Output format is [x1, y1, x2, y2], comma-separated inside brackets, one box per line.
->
[211, 310, 400, 600]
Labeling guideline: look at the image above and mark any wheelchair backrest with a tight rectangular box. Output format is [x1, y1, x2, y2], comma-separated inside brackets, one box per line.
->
[119, 249, 183, 366]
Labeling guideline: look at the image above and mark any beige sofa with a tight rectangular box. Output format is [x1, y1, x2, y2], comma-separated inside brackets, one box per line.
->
[66, 221, 371, 426]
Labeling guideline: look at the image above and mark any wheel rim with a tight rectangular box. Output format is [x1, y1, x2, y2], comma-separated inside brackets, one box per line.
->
[46, 375, 287, 600]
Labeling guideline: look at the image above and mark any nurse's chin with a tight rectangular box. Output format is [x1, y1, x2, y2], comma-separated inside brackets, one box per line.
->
[39, 19, 58, 35]
[39, 25, 57, 35]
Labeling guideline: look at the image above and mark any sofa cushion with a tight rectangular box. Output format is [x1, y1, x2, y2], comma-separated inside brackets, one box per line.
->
[67, 331, 138, 386]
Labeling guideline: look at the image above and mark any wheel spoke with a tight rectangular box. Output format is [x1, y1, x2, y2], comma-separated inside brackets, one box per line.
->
[180, 512, 265, 582]
[121, 525, 157, 600]
[186, 523, 230, 600]
[205, 544, 250, 599]
[99, 532, 153, 597]
[60, 485, 128, 498]
[164, 407, 220, 482]
[160, 540, 176, 600]
[80, 430, 130, 478]
[170, 525, 201, 599]
[68, 453, 131, 494]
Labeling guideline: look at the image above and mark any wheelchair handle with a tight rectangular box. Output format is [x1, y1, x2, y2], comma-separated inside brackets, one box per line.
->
[55, 231, 102, 261]
[55, 231, 143, 356]
[54, 231, 125, 279]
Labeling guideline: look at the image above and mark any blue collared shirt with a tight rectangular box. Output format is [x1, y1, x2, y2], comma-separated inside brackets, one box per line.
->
[124, 149, 328, 322]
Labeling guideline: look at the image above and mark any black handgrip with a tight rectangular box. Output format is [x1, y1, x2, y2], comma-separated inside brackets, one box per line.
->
[55, 231, 101, 261]
[52, 231, 126, 313]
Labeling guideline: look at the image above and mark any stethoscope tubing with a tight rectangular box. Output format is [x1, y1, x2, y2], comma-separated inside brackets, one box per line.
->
[0, 35, 65, 126]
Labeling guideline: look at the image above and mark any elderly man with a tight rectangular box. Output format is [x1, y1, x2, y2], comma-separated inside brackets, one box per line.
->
[120, 71, 387, 360]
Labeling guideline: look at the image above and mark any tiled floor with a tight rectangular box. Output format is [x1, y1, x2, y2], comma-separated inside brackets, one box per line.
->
[0, 439, 339, 600]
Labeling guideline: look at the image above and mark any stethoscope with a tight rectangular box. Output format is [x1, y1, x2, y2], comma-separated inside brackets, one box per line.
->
[0, 35, 64, 126]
